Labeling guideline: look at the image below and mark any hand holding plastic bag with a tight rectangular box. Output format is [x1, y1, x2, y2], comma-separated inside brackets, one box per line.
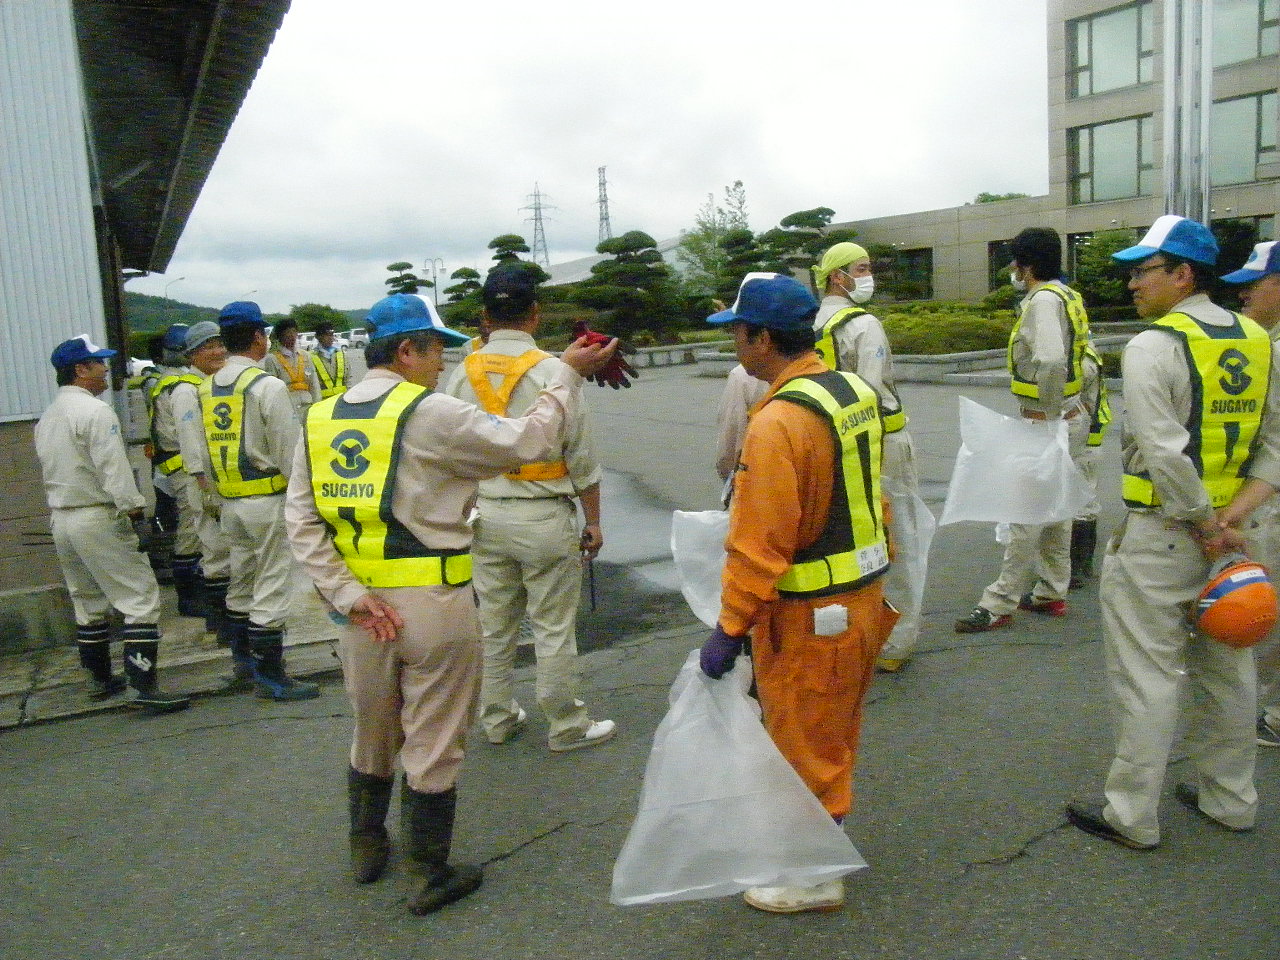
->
[610, 651, 866, 906]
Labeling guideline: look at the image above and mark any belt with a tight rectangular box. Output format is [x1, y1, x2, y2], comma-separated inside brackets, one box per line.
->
[1021, 408, 1080, 421]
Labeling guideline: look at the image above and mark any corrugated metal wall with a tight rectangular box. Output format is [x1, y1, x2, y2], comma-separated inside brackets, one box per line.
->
[0, 0, 108, 423]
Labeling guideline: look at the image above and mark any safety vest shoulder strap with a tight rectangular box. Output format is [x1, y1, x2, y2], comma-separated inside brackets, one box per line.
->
[463, 348, 551, 415]
[814, 307, 866, 371]
[149, 372, 202, 403]
[1008, 282, 1090, 400]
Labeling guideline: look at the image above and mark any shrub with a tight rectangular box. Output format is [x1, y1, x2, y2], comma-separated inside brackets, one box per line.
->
[882, 309, 1015, 355]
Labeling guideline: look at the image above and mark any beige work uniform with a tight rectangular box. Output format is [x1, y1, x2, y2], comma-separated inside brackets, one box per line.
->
[442, 329, 602, 748]
[34, 386, 160, 624]
[979, 281, 1090, 614]
[172, 379, 230, 580]
[1075, 350, 1105, 521]
[205, 355, 299, 629]
[714, 363, 769, 484]
[150, 367, 203, 561]
[285, 365, 584, 791]
[816, 295, 924, 658]
[264, 346, 321, 419]
[1100, 294, 1280, 845]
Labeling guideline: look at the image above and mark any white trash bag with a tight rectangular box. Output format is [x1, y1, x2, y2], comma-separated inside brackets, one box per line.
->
[610, 651, 867, 906]
[670, 510, 730, 628]
[940, 396, 1092, 527]
[884, 491, 937, 638]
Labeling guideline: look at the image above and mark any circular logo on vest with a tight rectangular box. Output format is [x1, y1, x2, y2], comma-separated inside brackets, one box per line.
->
[1218, 349, 1252, 397]
[330, 429, 371, 479]
[212, 402, 233, 430]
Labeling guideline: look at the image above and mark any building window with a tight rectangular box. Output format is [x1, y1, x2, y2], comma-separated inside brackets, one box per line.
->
[1210, 91, 1278, 185]
[988, 240, 1015, 291]
[880, 248, 933, 301]
[1214, 0, 1280, 66]
[1069, 116, 1156, 203]
[1068, 2, 1154, 98]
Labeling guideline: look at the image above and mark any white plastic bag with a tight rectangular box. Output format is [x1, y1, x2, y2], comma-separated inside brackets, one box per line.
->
[610, 651, 867, 906]
[670, 510, 730, 628]
[940, 397, 1092, 526]
[884, 491, 937, 639]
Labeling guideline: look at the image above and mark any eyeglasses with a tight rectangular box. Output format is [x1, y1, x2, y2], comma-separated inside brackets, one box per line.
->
[1128, 262, 1171, 282]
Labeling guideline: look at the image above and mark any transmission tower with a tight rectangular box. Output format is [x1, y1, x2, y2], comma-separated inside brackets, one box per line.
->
[597, 166, 613, 244]
[521, 184, 554, 269]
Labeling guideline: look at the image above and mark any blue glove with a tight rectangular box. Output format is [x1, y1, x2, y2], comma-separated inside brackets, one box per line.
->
[700, 625, 745, 679]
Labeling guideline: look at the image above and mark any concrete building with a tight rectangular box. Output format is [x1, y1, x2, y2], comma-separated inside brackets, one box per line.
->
[848, 0, 1279, 302]
[0, 1, 290, 638]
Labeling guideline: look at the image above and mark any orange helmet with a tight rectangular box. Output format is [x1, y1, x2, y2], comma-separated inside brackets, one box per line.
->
[1193, 554, 1278, 649]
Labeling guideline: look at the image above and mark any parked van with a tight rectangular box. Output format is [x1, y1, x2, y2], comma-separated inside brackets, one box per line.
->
[347, 327, 369, 347]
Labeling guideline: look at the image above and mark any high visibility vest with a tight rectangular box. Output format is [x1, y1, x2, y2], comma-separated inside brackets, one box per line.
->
[313, 350, 347, 399]
[815, 306, 907, 433]
[198, 368, 289, 498]
[1082, 344, 1112, 448]
[272, 349, 310, 392]
[770, 370, 890, 598]
[148, 372, 203, 475]
[305, 382, 472, 588]
[1122, 311, 1272, 509]
[1008, 283, 1091, 401]
[462, 348, 569, 482]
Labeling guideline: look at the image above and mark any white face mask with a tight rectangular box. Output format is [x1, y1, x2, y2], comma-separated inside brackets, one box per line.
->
[845, 273, 875, 303]
[1009, 270, 1028, 293]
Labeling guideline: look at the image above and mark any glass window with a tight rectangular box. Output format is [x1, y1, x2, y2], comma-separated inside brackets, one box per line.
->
[988, 240, 1016, 291]
[1214, 0, 1280, 66]
[1070, 116, 1156, 203]
[1211, 92, 1278, 185]
[1068, 2, 1154, 98]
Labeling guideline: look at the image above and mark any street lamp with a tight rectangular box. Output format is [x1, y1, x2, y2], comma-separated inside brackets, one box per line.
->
[163, 276, 186, 301]
[424, 258, 445, 306]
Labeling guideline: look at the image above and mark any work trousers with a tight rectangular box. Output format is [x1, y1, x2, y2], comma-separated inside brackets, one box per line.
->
[1100, 511, 1257, 845]
[472, 496, 590, 748]
[178, 474, 230, 579]
[880, 430, 924, 659]
[168, 470, 203, 559]
[980, 411, 1090, 613]
[751, 580, 895, 820]
[339, 584, 481, 793]
[220, 492, 293, 629]
[1241, 497, 1280, 726]
[51, 505, 161, 625]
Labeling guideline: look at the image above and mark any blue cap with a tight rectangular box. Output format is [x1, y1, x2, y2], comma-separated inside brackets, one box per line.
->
[1222, 241, 1280, 284]
[367, 294, 470, 346]
[1112, 215, 1219, 266]
[51, 334, 116, 369]
[218, 301, 266, 328]
[707, 272, 819, 331]
[162, 324, 190, 351]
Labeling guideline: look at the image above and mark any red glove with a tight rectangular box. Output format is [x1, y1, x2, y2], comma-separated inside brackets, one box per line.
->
[571, 320, 639, 389]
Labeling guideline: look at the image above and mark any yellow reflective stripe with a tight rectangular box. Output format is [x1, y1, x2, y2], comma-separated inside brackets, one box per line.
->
[199, 368, 287, 498]
[814, 307, 864, 371]
[1008, 284, 1089, 399]
[882, 407, 906, 434]
[156, 452, 184, 475]
[463, 348, 567, 481]
[314, 351, 347, 399]
[506, 461, 569, 481]
[777, 545, 892, 594]
[342, 552, 472, 589]
[273, 350, 309, 391]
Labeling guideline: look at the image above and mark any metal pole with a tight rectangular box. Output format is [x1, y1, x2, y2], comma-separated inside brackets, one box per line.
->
[1162, 0, 1213, 222]
[163, 276, 185, 300]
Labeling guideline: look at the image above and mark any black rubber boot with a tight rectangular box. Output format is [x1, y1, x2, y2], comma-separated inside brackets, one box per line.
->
[348, 768, 394, 883]
[402, 783, 483, 915]
[1069, 519, 1098, 590]
[203, 576, 230, 635]
[77, 623, 125, 699]
[171, 554, 207, 617]
[221, 609, 255, 684]
[248, 625, 320, 701]
[121, 628, 191, 713]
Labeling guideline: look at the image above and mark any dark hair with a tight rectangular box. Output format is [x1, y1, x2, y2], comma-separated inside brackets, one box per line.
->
[364, 330, 439, 368]
[273, 318, 298, 337]
[741, 322, 816, 358]
[55, 365, 77, 386]
[1160, 254, 1219, 293]
[147, 335, 165, 363]
[1011, 228, 1062, 281]
[315, 323, 335, 336]
[222, 324, 259, 353]
[485, 298, 536, 326]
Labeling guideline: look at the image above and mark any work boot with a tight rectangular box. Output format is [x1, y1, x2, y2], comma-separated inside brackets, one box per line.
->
[221, 609, 256, 685]
[171, 553, 207, 617]
[401, 783, 483, 915]
[121, 629, 191, 713]
[348, 767, 394, 883]
[203, 575, 230, 635]
[77, 623, 125, 700]
[1069, 519, 1098, 590]
[248, 625, 320, 701]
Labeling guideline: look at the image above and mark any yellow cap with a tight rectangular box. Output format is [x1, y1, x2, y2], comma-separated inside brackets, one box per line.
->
[812, 242, 870, 291]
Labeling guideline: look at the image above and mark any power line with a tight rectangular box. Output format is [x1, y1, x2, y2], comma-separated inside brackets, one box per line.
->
[597, 166, 613, 244]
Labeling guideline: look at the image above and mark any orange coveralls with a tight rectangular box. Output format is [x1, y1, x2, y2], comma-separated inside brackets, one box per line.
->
[719, 354, 896, 819]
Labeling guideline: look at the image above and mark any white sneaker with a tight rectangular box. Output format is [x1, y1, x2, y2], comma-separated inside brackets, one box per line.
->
[549, 719, 616, 752]
[743, 879, 845, 914]
[486, 707, 527, 745]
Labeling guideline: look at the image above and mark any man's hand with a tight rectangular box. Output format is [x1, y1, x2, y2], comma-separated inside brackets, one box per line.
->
[699, 625, 745, 679]
[571, 320, 639, 389]
[580, 524, 603, 561]
[1190, 520, 1247, 562]
[129, 511, 154, 553]
[348, 593, 405, 642]
[561, 334, 620, 381]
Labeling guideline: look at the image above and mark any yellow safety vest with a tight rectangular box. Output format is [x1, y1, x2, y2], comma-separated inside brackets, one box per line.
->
[1123, 311, 1272, 509]
[312, 350, 347, 399]
[305, 382, 472, 588]
[272, 349, 310, 392]
[149, 372, 203, 475]
[198, 368, 289, 498]
[1083, 343, 1112, 448]
[771, 370, 890, 598]
[1008, 283, 1091, 401]
[815, 306, 906, 433]
[463, 348, 569, 482]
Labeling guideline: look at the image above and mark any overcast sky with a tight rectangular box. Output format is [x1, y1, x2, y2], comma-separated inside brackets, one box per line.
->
[125, 0, 1050, 314]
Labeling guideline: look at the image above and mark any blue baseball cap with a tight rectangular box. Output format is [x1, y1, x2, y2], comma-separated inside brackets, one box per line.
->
[218, 300, 266, 328]
[707, 272, 819, 331]
[1112, 214, 1219, 266]
[51, 334, 116, 369]
[367, 294, 470, 346]
[1222, 241, 1280, 285]
[162, 324, 190, 352]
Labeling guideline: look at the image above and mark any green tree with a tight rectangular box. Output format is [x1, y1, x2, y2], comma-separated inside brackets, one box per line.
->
[572, 230, 676, 338]
[385, 261, 429, 295]
[971, 191, 1031, 204]
[444, 267, 482, 303]
[676, 180, 750, 296]
[486, 235, 550, 283]
[757, 207, 859, 283]
[1073, 229, 1138, 308]
[288, 302, 349, 332]
[716, 227, 764, 303]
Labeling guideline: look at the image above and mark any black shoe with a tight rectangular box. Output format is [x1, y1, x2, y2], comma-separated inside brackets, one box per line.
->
[1065, 801, 1156, 849]
[1172, 783, 1252, 833]
[954, 606, 1012, 633]
[408, 863, 484, 915]
[127, 685, 191, 714]
[87, 675, 127, 700]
